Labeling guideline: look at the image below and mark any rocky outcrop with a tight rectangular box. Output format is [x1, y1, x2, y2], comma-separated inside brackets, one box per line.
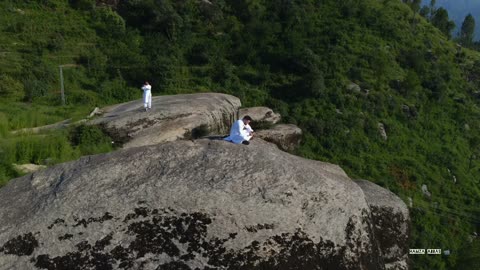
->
[256, 124, 302, 152]
[238, 107, 281, 125]
[0, 139, 409, 270]
[90, 93, 241, 149]
[355, 180, 410, 270]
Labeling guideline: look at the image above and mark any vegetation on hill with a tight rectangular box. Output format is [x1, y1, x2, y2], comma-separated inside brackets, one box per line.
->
[422, 0, 480, 40]
[0, 0, 479, 268]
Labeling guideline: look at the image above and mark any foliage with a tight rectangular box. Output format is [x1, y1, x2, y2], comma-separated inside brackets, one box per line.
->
[0, 74, 24, 101]
[430, 7, 455, 38]
[0, 0, 479, 269]
[69, 124, 114, 155]
[460, 14, 476, 47]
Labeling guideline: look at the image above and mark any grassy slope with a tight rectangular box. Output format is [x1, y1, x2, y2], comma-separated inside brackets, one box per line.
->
[0, 0, 479, 269]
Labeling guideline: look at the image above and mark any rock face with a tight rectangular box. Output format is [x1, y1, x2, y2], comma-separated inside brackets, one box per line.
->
[238, 107, 281, 125]
[0, 139, 409, 270]
[355, 180, 410, 270]
[90, 93, 241, 149]
[256, 124, 302, 152]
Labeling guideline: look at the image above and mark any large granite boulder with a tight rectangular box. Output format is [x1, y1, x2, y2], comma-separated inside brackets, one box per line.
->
[255, 124, 302, 152]
[238, 107, 281, 125]
[355, 180, 410, 270]
[0, 139, 409, 270]
[90, 93, 241, 149]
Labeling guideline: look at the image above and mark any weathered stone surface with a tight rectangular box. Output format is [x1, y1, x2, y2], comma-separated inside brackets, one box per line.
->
[0, 139, 407, 270]
[238, 107, 281, 125]
[90, 93, 241, 149]
[255, 124, 302, 152]
[355, 180, 410, 270]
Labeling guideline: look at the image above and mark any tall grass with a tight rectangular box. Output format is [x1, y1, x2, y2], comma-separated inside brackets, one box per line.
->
[0, 124, 114, 187]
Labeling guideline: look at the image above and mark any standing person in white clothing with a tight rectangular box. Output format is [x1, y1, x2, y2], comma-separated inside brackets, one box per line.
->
[224, 115, 254, 145]
[142, 81, 152, 111]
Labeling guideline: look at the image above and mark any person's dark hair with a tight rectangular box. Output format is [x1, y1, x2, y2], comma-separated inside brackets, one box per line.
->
[243, 115, 253, 121]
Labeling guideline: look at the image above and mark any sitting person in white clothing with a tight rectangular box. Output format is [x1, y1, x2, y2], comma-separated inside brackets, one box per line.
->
[224, 116, 254, 145]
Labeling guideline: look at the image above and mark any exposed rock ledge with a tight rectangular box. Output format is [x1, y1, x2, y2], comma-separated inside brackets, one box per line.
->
[0, 139, 409, 270]
[90, 93, 241, 149]
[356, 180, 410, 270]
[256, 124, 302, 152]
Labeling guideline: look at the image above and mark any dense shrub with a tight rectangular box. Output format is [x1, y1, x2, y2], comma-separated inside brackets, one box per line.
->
[69, 124, 113, 155]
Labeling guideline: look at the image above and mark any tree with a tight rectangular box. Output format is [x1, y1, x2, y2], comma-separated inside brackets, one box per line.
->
[431, 8, 455, 39]
[460, 14, 475, 47]
[429, 0, 436, 20]
[410, 0, 422, 29]
[0, 75, 24, 101]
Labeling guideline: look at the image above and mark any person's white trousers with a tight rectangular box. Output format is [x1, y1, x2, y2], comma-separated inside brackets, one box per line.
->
[143, 90, 152, 108]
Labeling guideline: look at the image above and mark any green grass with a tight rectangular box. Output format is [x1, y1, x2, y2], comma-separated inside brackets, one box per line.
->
[0, 0, 479, 268]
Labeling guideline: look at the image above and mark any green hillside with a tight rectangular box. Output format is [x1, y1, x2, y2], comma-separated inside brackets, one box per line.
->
[1, 0, 480, 269]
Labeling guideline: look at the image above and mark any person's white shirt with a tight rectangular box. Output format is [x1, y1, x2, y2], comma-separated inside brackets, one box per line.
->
[224, 120, 252, 144]
[142, 83, 152, 109]
[142, 84, 151, 92]
[245, 124, 254, 135]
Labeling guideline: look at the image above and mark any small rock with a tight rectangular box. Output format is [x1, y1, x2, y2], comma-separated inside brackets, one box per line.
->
[256, 124, 302, 152]
[421, 184, 431, 198]
[14, 8, 25, 15]
[407, 197, 413, 208]
[347, 82, 361, 93]
[401, 104, 418, 119]
[238, 107, 281, 125]
[378, 123, 387, 141]
[88, 107, 102, 118]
